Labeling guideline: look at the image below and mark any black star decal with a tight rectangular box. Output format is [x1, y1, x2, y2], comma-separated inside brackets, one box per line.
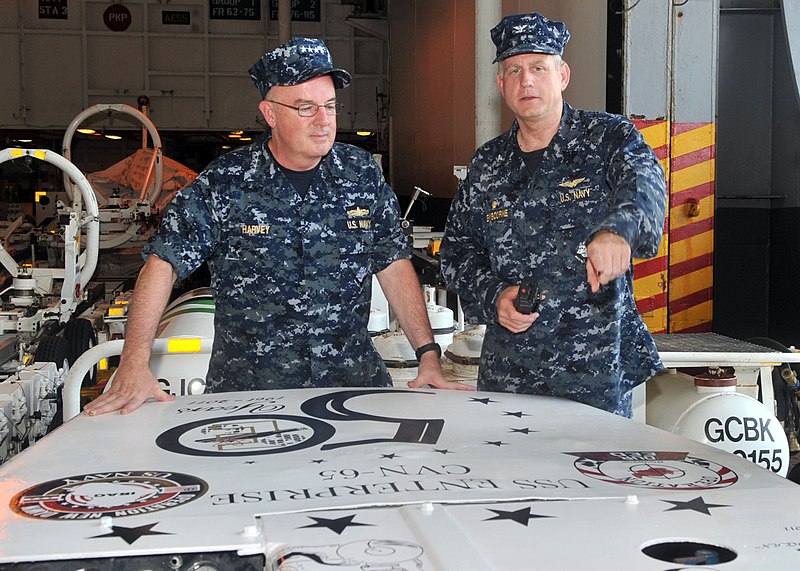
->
[503, 411, 530, 418]
[433, 449, 452, 454]
[509, 427, 537, 434]
[485, 507, 553, 526]
[470, 397, 498, 405]
[300, 515, 373, 535]
[310, 459, 326, 464]
[484, 440, 508, 447]
[90, 523, 172, 545]
[380, 453, 399, 459]
[662, 496, 731, 515]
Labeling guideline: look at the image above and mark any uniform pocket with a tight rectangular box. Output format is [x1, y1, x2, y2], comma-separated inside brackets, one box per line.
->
[338, 230, 373, 286]
[222, 229, 296, 298]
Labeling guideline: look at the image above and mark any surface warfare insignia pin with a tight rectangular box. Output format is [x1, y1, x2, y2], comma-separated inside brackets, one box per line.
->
[568, 451, 738, 490]
[558, 177, 586, 188]
[346, 206, 370, 217]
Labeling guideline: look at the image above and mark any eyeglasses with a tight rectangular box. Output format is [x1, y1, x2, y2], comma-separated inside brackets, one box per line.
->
[266, 100, 343, 117]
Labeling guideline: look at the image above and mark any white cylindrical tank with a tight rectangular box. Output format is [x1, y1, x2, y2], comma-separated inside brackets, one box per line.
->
[648, 369, 790, 477]
[157, 287, 215, 338]
[428, 303, 455, 351]
[444, 324, 485, 379]
[368, 308, 390, 336]
[149, 287, 214, 396]
[372, 330, 416, 368]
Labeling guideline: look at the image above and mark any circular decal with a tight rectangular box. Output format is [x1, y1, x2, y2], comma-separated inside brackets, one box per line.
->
[11, 471, 207, 520]
[103, 4, 132, 32]
[156, 414, 336, 456]
[573, 453, 738, 490]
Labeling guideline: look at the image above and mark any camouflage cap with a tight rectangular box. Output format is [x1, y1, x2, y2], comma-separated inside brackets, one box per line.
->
[491, 13, 570, 63]
[249, 37, 352, 99]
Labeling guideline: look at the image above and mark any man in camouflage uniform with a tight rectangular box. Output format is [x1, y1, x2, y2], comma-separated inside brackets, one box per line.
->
[85, 38, 472, 416]
[435, 14, 666, 416]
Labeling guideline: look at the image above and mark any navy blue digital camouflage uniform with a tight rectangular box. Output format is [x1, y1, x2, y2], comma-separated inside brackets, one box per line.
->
[441, 102, 666, 416]
[144, 138, 410, 391]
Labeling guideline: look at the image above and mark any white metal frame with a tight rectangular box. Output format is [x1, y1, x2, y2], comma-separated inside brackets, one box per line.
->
[0, 148, 99, 323]
[658, 350, 800, 416]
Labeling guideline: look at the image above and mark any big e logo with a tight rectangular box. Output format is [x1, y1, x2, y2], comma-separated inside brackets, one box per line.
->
[156, 390, 444, 457]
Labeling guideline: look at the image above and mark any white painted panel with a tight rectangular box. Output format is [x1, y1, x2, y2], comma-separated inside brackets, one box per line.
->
[147, 2, 206, 34]
[352, 77, 383, 131]
[354, 38, 385, 74]
[2, 388, 800, 568]
[87, 36, 145, 92]
[0, 3, 17, 26]
[4, 0, 386, 132]
[209, 75, 263, 130]
[85, 1, 144, 33]
[672, 0, 719, 122]
[148, 95, 208, 130]
[150, 36, 205, 72]
[336, 83, 355, 132]
[624, 0, 670, 118]
[782, 0, 800, 104]
[20, 0, 81, 30]
[326, 2, 356, 36]
[0, 34, 22, 126]
[286, 20, 326, 38]
[209, 37, 268, 74]
[23, 34, 83, 127]
[207, 15, 264, 35]
[558, 1, 607, 112]
[86, 94, 142, 112]
[150, 74, 206, 93]
[326, 38, 352, 78]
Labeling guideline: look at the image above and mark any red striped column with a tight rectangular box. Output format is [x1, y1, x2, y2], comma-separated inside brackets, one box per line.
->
[667, 122, 715, 333]
[633, 119, 670, 333]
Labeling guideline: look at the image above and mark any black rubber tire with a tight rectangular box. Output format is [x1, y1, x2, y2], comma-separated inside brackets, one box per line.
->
[64, 318, 97, 387]
[788, 461, 800, 485]
[34, 335, 69, 370]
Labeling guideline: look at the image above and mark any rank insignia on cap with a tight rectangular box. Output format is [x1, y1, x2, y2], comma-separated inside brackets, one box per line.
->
[249, 37, 352, 99]
[490, 12, 571, 63]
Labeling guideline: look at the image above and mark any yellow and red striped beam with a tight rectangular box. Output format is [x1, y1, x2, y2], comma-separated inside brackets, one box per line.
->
[668, 122, 715, 333]
[633, 119, 670, 334]
[632, 120, 716, 334]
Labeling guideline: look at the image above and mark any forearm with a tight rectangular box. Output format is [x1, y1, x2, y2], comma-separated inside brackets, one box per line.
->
[376, 259, 434, 349]
[120, 255, 177, 367]
[598, 127, 667, 258]
[82, 255, 178, 416]
[378, 259, 475, 391]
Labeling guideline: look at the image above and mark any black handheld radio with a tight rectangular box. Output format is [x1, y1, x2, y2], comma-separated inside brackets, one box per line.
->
[514, 282, 541, 314]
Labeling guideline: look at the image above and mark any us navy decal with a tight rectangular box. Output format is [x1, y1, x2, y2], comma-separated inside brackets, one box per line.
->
[11, 471, 207, 520]
[568, 451, 738, 490]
